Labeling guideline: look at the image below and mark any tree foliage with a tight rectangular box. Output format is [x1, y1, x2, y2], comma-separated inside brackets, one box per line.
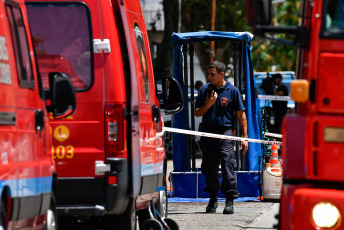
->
[153, 0, 179, 80]
[181, 0, 250, 77]
[252, 0, 300, 72]
[153, 0, 301, 79]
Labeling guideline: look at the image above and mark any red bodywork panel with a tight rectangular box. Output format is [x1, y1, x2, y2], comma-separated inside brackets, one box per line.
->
[112, 0, 165, 176]
[317, 52, 344, 113]
[283, 115, 344, 181]
[281, 0, 344, 229]
[0, 0, 55, 228]
[0, 0, 54, 187]
[26, 0, 164, 177]
[25, 0, 165, 214]
[281, 185, 344, 230]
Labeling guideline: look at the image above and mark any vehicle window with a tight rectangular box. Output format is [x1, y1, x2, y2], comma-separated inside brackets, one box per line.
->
[322, 0, 344, 37]
[6, 4, 34, 88]
[26, 3, 92, 90]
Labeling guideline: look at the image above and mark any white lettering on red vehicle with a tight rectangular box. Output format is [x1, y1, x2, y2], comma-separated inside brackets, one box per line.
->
[1, 151, 8, 165]
[0, 36, 10, 85]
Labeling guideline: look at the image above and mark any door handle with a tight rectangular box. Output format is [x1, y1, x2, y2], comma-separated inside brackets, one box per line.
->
[152, 104, 160, 123]
[35, 110, 44, 131]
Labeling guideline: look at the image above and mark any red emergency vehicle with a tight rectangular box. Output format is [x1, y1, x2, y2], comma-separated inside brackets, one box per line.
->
[24, 0, 183, 229]
[0, 0, 76, 229]
[247, 0, 344, 229]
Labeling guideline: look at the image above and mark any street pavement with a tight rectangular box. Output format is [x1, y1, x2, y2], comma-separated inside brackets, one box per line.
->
[57, 159, 280, 229]
[166, 159, 280, 230]
[58, 201, 279, 229]
[168, 201, 279, 230]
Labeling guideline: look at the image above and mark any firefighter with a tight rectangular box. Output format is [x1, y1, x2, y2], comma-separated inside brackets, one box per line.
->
[195, 60, 248, 214]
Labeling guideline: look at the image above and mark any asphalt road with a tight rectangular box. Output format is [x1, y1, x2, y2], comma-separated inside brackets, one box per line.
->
[58, 201, 279, 229]
[58, 159, 280, 229]
[166, 159, 280, 230]
[168, 201, 279, 230]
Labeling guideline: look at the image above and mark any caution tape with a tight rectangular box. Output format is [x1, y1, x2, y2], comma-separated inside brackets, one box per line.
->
[264, 132, 283, 139]
[243, 94, 291, 101]
[258, 95, 291, 101]
[191, 94, 291, 101]
[163, 127, 282, 146]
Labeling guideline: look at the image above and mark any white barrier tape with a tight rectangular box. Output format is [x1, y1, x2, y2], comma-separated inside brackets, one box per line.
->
[258, 95, 291, 101]
[190, 94, 290, 101]
[163, 127, 282, 146]
[264, 132, 283, 139]
[243, 94, 291, 101]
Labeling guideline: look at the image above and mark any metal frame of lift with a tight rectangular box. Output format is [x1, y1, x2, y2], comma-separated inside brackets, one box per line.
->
[181, 40, 245, 171]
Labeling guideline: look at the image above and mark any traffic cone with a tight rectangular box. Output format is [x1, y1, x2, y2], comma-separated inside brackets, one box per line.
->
[270, 140, 280, 172]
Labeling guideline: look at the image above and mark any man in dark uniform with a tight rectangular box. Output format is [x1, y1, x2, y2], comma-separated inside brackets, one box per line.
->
[195, 61, 248, 214]
[272, 73, 288, 133]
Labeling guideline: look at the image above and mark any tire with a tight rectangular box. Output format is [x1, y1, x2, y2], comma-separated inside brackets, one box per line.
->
[44, 192, 57, 230]
[156, 158, 168, 219]
[104, 197, 136, 230]
[141, 219, 163, 230]
[164, 218, 179, 230]
[0, 199, 6, 230]
[155, 190, 167, 219]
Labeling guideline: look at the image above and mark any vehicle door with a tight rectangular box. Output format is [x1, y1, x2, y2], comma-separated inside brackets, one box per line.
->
[0, 0, 17, 202]
[25, 1, 105, 203]
[5, 0, 48, 217]
[118, 0, 164, 196]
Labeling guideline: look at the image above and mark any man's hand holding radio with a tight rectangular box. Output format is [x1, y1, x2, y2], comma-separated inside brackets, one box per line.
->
[206, 90, 218, 106]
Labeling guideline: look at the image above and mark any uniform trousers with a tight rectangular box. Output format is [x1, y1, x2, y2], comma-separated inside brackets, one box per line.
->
[200, 128, 240, 201]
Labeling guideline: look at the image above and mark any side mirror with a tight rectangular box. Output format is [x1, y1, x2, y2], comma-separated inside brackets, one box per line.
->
[48, 72, 76, 119]
[246, 0, 272, 26]
[161, 76, 184, 115]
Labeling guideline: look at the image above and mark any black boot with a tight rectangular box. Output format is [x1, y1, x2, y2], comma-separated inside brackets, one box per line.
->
[223, 199, 234, 214]
[206, 196, 218, 213]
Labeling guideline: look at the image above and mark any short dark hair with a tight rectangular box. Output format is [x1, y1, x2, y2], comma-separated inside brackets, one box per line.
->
[273, 73, 282, 80]
[208, 60, 226, 73]
[195, 80, 203, 88]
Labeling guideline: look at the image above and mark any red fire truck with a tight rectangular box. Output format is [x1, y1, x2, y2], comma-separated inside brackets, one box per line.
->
[247, 0, 344, 229]
[0, 0, 75, 229]
[24, 0, 183, 229]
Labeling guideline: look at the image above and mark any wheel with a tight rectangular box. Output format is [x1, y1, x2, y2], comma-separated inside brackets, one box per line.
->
[141, 219, 163, 230]
[164, 218, 179, 230]
[155, 190, 167, 219]
[0, 199, 6, 230]
[156, 158, 168, 219]
[163, 121, 173, 159]
[104, 197, 136, 230]
[44, 192, 57, 230]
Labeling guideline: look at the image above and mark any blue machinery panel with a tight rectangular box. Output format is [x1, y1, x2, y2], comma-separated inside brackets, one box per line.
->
[170, 31, 263, 197]
[170, 171, 260, 198]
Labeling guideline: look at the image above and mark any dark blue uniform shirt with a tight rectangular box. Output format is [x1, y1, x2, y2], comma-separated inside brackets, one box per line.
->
[195, 80, 245, 129]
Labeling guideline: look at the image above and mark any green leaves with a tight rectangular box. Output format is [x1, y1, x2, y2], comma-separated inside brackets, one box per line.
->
[153, 0, 301, 78]
[252, 0, 300, 72]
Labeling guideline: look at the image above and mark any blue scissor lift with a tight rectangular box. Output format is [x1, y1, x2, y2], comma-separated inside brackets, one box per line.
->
[169, 32, 264, 199]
